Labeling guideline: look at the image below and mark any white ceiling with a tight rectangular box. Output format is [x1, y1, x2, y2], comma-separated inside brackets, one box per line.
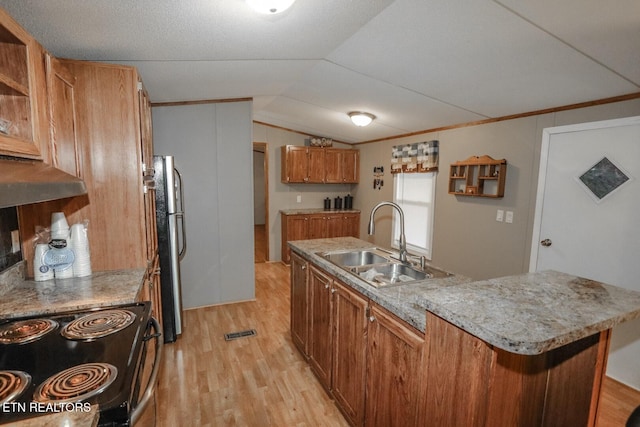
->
[1, 0, 638, 143]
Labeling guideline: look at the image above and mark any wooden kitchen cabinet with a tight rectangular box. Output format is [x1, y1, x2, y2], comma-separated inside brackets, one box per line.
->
[332, 280, 368, 426]
[46, 55, 82, 178]
[325, 148, 359, 184]
[281, 145, 325, 183]
[308, 265, 333, 391]
[19, 61, 155, 278]
[290, 252, 309, 356]
[0, 8, 49, 159]
[281, 211, 361, 264]
[366, 302, 425, 427]
[281, 145, 360, 184]
[293, 260, 423, 427]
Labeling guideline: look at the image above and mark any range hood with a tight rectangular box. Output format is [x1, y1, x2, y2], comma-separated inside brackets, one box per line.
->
[0, 158, 87, 209]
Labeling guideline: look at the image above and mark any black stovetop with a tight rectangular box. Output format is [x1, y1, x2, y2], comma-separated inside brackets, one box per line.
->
[0, 302, 151, 425]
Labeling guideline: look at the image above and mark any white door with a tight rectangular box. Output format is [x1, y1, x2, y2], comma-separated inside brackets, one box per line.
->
[530, 116, 640, 389]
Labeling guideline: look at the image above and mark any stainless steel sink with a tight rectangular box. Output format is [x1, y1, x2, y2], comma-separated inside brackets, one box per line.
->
[352, 263, 427, 286]
[317, 248, 452, 288]
[321, 249, 389, 266]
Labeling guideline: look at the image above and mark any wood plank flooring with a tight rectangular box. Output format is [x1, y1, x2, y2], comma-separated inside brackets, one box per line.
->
[141, 261, 639, 426]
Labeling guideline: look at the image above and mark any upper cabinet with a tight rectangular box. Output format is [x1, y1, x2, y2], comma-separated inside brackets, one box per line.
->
[281, 145, 360, 184]
[0, 8, 48, 159]
[324, 148, 359, 184]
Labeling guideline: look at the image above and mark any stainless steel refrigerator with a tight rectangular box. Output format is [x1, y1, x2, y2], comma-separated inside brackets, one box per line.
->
[153, 155, 186, 343]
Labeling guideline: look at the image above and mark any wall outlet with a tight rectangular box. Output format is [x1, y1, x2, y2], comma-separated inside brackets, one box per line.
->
[11, 230, 20, 253]
[496, 209, 504, 222]
[296, 194, 302, 203]
[505, 211, 514, 223]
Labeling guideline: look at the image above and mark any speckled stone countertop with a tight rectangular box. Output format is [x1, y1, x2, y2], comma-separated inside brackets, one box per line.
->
[280, 208, 360, 215]
[0, 261, 146, 319]
[6, 405, 99, 427]
[290, 237, 640, 355]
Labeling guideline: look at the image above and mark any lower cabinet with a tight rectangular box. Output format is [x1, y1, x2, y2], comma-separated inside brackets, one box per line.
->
[294, 261, 423, 427]
[281, 212, 360, 263]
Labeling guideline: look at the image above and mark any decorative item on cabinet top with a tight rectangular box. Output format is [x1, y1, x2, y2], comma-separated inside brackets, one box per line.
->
[306, 137, 333, 147]
[391, 140, 439, 174]
[448, 155, 507, 198]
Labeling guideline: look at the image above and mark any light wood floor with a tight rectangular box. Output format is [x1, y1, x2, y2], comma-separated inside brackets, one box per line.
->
[143, 261, 639, 426]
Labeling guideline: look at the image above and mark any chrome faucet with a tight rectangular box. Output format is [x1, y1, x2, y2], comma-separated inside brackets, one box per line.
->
[367, 201, 408, 263]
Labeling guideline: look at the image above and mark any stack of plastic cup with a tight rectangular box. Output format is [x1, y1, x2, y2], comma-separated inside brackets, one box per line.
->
[69, 223, 92, 277]
[50, 212, 70, 240]
[33, 243, 54, 281]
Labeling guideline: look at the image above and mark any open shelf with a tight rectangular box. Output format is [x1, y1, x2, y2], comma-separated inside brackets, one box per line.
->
[448, 155, 507, 198]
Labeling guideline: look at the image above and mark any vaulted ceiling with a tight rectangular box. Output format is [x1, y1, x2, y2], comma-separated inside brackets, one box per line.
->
[1, 0, 638, 143]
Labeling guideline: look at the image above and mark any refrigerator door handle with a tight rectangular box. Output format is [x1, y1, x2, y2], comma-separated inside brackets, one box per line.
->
[174, 167, 187, 260]
[177, 211, 187, 260]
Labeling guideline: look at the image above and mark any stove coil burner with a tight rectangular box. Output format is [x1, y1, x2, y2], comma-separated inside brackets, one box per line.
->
[61, 309, 136, 340]
[0, 370, 31, 405]
[34, 363, 117, 403]
[0, 319, 57, 345]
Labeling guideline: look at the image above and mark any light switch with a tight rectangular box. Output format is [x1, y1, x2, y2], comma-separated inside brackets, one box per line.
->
[505, 211, 514, 223]
[496, 209, 504, 222]
[296, 195, 302, 203]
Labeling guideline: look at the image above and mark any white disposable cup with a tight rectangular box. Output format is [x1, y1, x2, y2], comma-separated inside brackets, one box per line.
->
[51, 212, 69, 230]
[33, 244, 54, 281]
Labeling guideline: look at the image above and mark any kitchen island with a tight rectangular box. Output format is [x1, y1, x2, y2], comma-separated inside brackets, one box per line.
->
[289, 237, 640, 427]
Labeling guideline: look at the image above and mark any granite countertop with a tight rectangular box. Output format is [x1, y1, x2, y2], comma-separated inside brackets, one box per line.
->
[7, 405, 99, 427]
[280, 208, 360, 215]
[290, 237, 640, 355]
[0, 261, 146, 319]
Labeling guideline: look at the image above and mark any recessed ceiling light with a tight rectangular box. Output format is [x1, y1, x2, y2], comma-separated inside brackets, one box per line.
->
[348, 112, 376, 127]
[246, 0, 296, 14]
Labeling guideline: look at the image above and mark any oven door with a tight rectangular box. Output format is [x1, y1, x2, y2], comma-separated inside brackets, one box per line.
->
[129, 317, 163, 426]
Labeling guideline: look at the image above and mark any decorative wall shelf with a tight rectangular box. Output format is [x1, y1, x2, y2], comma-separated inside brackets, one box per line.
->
[448, 155, 507, 198]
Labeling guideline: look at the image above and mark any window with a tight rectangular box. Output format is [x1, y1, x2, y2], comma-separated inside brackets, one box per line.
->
[392, 172, 436, 259]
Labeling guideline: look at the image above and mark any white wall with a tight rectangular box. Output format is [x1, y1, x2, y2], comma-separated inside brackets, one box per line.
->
[253, 150, 266, 225]
[152, 101, 255, 308]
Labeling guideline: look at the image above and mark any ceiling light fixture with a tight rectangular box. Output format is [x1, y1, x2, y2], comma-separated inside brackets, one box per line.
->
[348, 112, 376, 127]
[246, 0, 296, 14]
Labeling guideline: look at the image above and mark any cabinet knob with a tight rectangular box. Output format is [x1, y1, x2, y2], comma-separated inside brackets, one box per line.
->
[541, 239, 552, 247]
[331, 288, 336, 294]
[369, 316, 376, 323]
[324, 284, 330, 289]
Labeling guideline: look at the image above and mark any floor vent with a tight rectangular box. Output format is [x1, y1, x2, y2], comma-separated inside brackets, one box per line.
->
[224, 329, 257, 341]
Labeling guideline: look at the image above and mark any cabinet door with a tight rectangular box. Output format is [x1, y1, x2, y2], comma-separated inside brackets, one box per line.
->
[284, 146, 309, 183]
[325, 215, 344, 238]
[308, 265, 333, 391]
[366, 303, 425, 427]
[324, 148, 342, 183]
[47, 55, 81, 177]
[282, 214, 309, 263]
[308, 214, 326, 239]
[0, 9, 48, 159]
[307, 147, 325, 183]
[290, 252, 309, 357]
[343, 213, 360, 238]
[342, 149, 359, 183]
[332, 280, 368, 426]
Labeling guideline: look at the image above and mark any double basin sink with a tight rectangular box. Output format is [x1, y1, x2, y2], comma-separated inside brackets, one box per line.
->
[317, 248, 451, 288]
